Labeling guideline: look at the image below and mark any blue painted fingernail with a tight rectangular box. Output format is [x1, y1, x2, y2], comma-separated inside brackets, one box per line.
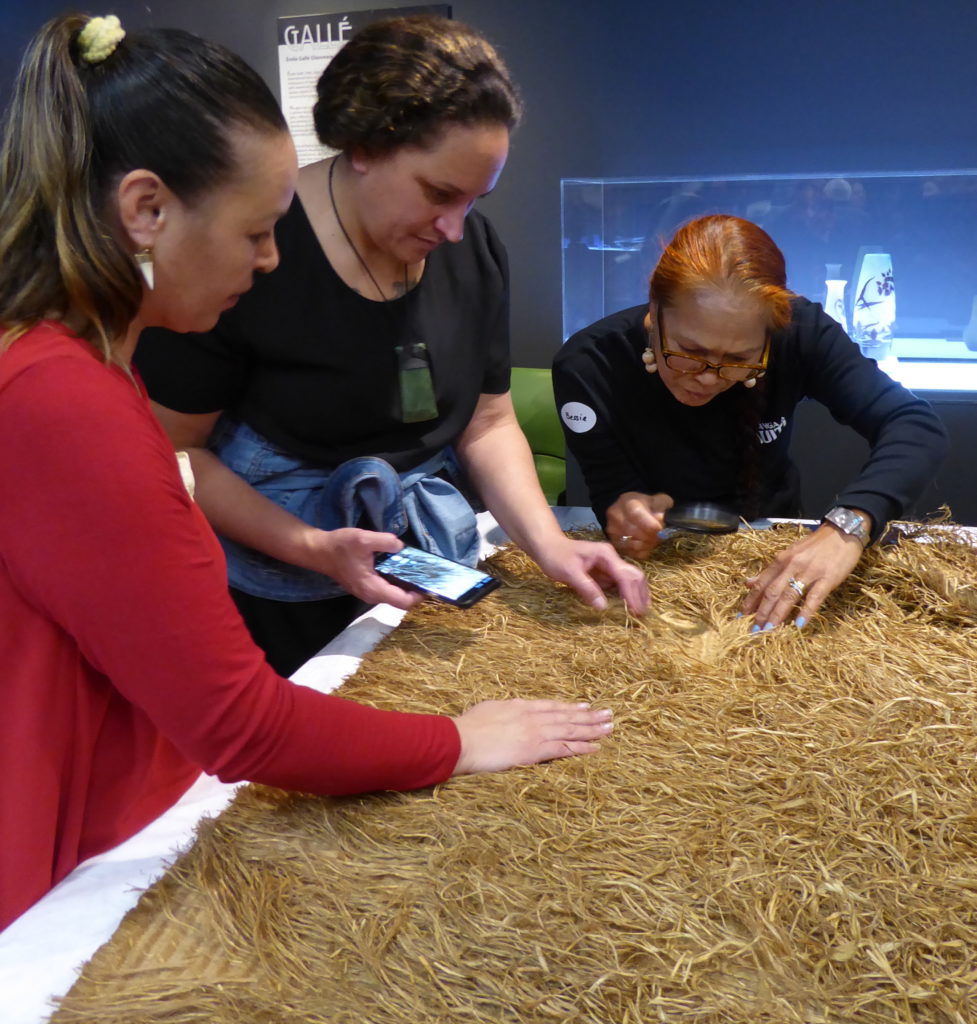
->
[750, 624, 761, 634]
[763, 622, 775, 631]
[735, 612, 744, 619]
[795, 616, 807, 629]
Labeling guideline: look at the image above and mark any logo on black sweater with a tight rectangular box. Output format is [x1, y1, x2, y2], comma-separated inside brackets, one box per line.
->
[757, 416, 787, 444]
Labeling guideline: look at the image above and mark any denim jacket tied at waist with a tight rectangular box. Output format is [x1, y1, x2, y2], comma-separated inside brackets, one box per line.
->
[209, 417, 480, 601]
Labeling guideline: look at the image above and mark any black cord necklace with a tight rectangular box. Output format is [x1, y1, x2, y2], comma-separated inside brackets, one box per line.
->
[328, 157, 407, 301]
[327, 157, 437, 423]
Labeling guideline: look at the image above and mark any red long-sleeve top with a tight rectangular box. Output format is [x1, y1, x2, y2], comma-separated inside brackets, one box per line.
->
[0, 323, 460, 930]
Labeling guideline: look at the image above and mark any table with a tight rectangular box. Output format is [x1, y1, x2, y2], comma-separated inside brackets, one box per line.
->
[0, 509, 600, 1024]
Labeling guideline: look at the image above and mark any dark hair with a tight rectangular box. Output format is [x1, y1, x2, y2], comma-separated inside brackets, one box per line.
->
[650, 215, 794, 518]
[0, 15, 286, 358]
[313, 15, 522, 157]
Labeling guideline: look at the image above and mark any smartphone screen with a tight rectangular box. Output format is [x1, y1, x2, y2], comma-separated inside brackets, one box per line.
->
[376, 546, 501, 606]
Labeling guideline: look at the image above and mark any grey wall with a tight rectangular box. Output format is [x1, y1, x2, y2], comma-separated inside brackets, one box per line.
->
[5, 1, 977, 519]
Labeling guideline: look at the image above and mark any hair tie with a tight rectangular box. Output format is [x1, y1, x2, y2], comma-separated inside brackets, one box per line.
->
[77, 15, 126, 65]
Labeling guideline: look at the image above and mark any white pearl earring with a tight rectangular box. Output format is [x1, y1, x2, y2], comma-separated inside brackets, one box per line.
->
[641, 347, 658, 374]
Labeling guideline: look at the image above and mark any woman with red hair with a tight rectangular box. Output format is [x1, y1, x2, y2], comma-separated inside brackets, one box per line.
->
[554, 215, 947, 631]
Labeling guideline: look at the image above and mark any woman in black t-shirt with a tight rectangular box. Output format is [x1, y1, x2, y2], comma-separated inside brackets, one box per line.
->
[138, 15, 646, 674]
[554, 215, 947, 633]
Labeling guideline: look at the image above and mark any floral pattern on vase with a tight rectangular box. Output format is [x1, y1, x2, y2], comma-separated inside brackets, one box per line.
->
[851, 251, 895, 360]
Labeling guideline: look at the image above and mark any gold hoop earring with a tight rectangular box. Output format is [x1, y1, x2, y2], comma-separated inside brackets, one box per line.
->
[641, 347, 658, 374]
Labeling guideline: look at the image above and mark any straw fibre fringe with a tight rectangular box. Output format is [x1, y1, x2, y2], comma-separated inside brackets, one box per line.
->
[53, 524, 977, 1024]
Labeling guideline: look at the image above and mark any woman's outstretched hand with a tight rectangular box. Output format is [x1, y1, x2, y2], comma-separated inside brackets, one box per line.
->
[740, 520, 869, 630]
[534, 535, 649, 615]
[452, 699, 614, 775]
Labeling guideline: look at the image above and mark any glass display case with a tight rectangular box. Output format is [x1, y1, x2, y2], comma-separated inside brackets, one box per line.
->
[561, 170, 977, 390]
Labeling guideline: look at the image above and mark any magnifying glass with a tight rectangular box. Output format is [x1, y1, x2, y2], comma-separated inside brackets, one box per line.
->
[664, 501, 740, 535]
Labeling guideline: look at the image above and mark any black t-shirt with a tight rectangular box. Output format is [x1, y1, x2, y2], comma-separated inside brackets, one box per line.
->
[553, 298, 948, 535]
[136, 198, 511, 472]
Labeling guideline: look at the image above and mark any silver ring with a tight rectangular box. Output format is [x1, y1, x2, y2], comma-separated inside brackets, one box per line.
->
[787, 576, 807, 598]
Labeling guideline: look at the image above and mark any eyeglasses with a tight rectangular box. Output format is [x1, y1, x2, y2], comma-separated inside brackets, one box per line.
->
[655, 306, 769, 382]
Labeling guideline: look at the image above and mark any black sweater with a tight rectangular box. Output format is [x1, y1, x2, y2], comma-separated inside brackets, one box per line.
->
[553, 298, 948, 539]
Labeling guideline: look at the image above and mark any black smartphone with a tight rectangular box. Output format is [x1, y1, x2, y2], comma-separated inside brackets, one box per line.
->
[376, 546, 501, 607]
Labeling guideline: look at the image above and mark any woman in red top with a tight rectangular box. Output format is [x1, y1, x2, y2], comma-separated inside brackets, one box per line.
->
[0, 14, 614, 931]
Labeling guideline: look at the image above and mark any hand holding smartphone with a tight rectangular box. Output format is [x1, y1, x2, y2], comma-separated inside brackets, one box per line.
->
[376, 546, 500, 607]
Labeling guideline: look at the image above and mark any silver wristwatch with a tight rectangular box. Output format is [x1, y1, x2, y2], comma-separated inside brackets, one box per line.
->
[823, 506, 869, 544]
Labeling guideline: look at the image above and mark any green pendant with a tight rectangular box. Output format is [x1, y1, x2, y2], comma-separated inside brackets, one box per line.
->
[396, 341, 438, 423]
